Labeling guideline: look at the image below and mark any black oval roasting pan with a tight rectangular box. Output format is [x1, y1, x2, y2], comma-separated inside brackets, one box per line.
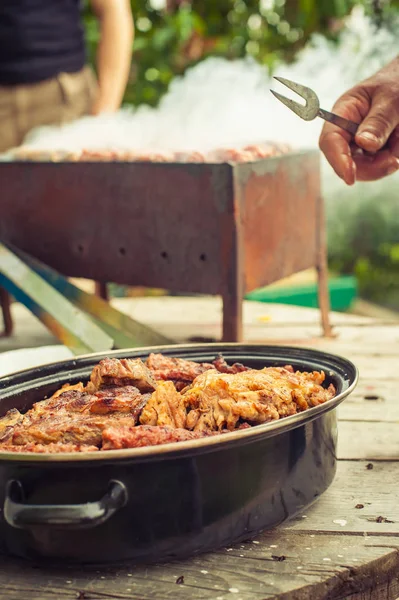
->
[0, 343, 358, 564]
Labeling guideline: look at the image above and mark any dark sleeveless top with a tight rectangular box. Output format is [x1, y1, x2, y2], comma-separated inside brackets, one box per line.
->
[0, 0, 86, 85]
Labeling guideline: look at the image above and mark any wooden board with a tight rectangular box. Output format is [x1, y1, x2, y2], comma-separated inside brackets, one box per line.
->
[1, 305, 399, 599]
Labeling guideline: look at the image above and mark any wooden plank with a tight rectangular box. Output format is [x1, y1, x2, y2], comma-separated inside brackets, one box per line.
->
[0, 534, 398, 600]
[0, 300, 398, 599]
[338, 379, 399, 422]
[287, 460, 399, 534]
[0, 537, 397, 600]
[0, 462, 398, 600]
[338, 401, 399, 422]
[314, 339, 399, 357]
[112, 297, 376, 327]
[338, 422, 399, 460]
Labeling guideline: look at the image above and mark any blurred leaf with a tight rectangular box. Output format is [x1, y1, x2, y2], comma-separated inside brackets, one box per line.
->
[84, 0, 393, 108]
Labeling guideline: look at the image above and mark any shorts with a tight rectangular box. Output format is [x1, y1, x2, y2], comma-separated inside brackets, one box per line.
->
[0, 66, 97, 153]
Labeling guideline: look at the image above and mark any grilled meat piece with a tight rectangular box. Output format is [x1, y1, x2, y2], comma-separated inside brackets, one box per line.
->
[28, 386, 147, 418]
[11, 142, 291, 164]
[0, 408, 25, 443]
[89, 387, 149, 417]
[140, 363, 334, 434]
[146, 353, 250, 387]
[0, 443, 99, 453]
[102, 424, 215, 450]
[212, 354, 249, 374]
[0, 352, 334, 454]
[146, 353, 214, 384]
[5, 384, 148, 448]
[173, 151, 206, 163]
[182, 367, 335, 433]
[11, 413, 137, 447]
[140, 381, 187, 428]
[87, 358, 157, 393]
[0, 384, 87, 443]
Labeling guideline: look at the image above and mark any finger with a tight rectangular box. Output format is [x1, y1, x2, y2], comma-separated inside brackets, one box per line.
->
[388, 127, 399, 157]
[319, 94, 367, 185]
[353, 150, 399, 181]
[356, 96, 399, 153]
[319, 129, 356, 185]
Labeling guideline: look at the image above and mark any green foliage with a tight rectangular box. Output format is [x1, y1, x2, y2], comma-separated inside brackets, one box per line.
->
[327, 193, 399, 308]
[83, 0, 398, 107]
[82, 0, 399, 306]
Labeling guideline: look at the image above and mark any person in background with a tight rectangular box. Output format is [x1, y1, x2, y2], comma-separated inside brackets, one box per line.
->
[0, 0, 134, 153]
[319, 56, 399, 185]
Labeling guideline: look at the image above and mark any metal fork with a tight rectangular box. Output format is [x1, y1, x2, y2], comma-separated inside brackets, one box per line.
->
[271, 77, 360, 136]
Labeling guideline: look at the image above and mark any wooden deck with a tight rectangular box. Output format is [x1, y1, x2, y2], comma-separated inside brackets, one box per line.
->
[0, 299, 399, 599]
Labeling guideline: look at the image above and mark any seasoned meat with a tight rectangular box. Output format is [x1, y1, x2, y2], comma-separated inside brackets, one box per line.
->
[182, 367, 335, 432]
[11, 142, 291, 164]
[0, 352, 335, 454]
[212, 354, 250, 374]
[173, 151, 206, 163]
[0, 408, 25, 443]
[11, 412, 137, 447]
[147, 353, 250, 386]
[5, 385, 148, 448]
[146, 353, 214, 384]
[0, 442, 99, 453]
[87, 358, 157, 393]
[140, 381, 187, 428]
[28, 386, 147, 419]
[89, 387, 149, 417]
[184, 370, 282, 432]
[102, 424, 215, 450]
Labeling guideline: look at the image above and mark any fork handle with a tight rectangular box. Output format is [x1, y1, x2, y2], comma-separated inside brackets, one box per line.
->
[318, 108, 359, 136]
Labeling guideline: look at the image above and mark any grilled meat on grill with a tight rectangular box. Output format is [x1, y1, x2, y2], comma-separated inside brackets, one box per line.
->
[10, 142, 292, 164]
[0, 353, 335, 453]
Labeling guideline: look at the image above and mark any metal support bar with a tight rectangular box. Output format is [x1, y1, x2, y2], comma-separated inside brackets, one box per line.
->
[13, 248, 172, 348]
[0, 243, 114, 355]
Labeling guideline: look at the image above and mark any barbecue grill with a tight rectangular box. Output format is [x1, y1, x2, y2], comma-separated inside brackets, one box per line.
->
[0, 149, 331, 343]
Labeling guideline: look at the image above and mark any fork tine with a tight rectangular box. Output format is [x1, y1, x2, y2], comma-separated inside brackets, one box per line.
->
[273, 77, 317, 101]
[270, 89, 308, 118]
[272, 77, 320, 120]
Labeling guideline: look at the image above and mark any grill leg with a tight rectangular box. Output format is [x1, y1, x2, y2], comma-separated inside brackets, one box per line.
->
[317, 196, 334, 338]
[0, 287, 13, 337]
[95, 282, 109, 302]
[222, 293, 243, 342]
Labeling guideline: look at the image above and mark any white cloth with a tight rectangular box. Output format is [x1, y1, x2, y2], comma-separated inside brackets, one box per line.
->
[0, 346, 74, 378]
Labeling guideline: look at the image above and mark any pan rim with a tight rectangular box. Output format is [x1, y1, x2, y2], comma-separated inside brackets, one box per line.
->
[0, 343, 358, 463]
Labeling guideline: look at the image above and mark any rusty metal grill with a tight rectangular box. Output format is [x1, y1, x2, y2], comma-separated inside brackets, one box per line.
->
[0, 150, 331, 341]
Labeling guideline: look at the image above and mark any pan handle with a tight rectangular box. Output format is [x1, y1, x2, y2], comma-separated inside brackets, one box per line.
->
[4, 479, 128, 530]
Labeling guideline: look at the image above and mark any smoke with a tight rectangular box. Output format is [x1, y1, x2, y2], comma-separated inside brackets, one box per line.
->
[12, 6, 399, 212]
[20, 6, 397, 157]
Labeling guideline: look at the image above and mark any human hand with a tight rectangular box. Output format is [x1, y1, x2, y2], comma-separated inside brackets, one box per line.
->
[319, 57, 399, 185]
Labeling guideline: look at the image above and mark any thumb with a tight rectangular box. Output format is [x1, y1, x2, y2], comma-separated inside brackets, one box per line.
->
[355, 97, 399, 152]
